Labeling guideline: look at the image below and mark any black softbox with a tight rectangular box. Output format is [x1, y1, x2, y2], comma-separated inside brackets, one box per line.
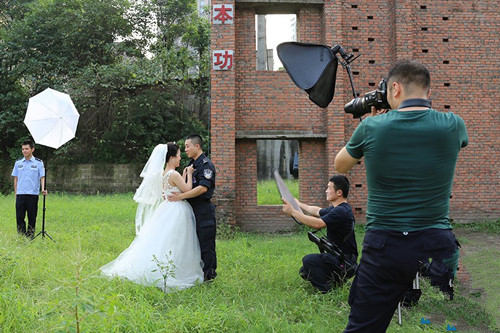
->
[277, 42, 338, 108]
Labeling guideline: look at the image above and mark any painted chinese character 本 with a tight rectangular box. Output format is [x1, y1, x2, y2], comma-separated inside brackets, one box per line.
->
[213, 4, 234, 24]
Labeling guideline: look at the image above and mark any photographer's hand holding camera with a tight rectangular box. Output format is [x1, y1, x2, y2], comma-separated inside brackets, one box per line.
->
[335, 60, 468, 333]
[282, 175, 358, 294]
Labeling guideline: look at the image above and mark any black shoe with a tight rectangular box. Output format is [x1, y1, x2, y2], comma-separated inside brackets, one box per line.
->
[204, 277, 215, 284]
[299, 266, 309, 280]
[204, 273, 217, 283]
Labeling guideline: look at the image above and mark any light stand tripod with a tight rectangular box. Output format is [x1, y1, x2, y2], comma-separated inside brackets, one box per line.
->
[33, 193, 54, 241]
[397, 272, 421, 325]
[33, 150, 54, 242]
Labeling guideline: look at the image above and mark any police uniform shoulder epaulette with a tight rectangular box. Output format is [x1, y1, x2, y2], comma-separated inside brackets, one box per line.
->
[203, 157, 209, 164]
[35, 157, 43, 162]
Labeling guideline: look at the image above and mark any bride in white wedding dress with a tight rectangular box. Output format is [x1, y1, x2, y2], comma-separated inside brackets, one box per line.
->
[100, 143, 204, 292]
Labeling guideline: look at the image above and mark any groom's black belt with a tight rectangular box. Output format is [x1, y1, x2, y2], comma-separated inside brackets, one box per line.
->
[189, 199, 212, 206]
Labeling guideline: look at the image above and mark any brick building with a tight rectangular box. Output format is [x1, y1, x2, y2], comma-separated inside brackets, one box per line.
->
[210, 0, 499, 231]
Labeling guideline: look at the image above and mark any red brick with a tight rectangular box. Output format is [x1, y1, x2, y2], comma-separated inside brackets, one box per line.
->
[211, 0, 499, 231]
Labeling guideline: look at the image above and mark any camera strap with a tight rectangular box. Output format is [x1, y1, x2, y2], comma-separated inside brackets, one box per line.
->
[398, 98, 432, 109]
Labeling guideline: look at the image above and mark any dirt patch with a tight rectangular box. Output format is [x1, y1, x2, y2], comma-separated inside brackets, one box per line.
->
[426, 312, 481, 332]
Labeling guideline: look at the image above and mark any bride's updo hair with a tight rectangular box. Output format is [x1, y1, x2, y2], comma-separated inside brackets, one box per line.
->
[166, 142, 180, 162]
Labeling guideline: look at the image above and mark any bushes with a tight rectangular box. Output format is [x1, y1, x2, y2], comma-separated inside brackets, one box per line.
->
[0, 174, 12, 196]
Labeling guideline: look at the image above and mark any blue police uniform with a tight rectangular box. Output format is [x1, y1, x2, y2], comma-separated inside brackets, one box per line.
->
[12, 156, 45, 237]
[300, 203, 358, 293]
[187, 153, 217, 281]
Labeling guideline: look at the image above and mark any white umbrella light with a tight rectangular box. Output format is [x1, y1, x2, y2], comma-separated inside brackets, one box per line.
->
[24, 88, 80, 149]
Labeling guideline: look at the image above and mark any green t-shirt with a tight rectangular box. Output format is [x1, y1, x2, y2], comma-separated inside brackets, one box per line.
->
[346, 109, 468, 231]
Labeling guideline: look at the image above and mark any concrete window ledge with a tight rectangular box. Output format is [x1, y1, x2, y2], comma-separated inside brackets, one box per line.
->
[236, 130, 327, 140]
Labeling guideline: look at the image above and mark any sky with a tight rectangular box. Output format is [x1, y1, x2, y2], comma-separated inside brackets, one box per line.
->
[260, 14, 296, 70]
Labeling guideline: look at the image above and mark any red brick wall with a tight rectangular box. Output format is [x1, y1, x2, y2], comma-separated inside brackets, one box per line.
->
[210, 0, 237, 224]
[211, 0, 499, 231]
[235, 8, 324, 133]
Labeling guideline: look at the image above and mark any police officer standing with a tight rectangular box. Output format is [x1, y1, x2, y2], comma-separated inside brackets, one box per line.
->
[168, 134, 217, 281]
[11, 139, 48, 238]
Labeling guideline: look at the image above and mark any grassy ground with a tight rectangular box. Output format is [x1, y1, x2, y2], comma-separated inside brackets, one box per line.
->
[453, 221, 500, 328]
[257, 179, 299, 205]
[0, 194, 498, 332]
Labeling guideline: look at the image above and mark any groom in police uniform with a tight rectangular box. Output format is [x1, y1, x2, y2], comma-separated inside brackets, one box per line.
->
[168, 134, 217, 281]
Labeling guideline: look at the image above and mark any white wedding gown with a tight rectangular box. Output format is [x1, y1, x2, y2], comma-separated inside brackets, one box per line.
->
[100, 170, 204, 292]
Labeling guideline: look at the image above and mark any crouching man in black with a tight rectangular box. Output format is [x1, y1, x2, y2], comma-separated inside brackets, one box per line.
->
[282, 175, 358, 293]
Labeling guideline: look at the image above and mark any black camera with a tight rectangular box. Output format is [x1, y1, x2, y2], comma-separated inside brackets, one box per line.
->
[307, 231, 341, 257]
[307, 230, 353, 264]
[307, 231, 357, 273]
[277, 42, 393, 118]
[344, 79, 391, 118]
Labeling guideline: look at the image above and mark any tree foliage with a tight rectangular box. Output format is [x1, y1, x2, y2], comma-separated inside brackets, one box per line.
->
[0, 0, 34, 162]
[0, 0, 211, 165]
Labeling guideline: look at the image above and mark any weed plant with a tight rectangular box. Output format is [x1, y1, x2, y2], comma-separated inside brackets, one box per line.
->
[0, 194, 497, 332]
[152, 251, 176, 292]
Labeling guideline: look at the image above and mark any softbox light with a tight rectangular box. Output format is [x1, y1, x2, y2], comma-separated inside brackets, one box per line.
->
[277, 42, 338, 108]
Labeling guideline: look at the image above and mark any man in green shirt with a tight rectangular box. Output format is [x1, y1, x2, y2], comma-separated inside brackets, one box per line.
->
[335, 60, 468, 332]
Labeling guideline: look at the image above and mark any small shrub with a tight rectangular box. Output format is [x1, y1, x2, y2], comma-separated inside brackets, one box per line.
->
[0, 175, 12, 196]
[217, 220, 240, 240]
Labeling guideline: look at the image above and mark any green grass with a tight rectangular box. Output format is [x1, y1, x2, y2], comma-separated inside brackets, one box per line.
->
[453, 219, 500, 329]
[456, 249, 500, 330]
[0, 194, 497, 332]
[257, 179, 299, 205]
[452, 219, 500, 234]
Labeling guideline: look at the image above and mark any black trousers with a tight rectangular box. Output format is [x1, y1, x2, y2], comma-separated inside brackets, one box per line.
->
[300, 252, 357, 293]
[196, 224, 217, 281]
[16, 194, 39, 237]
[344, 228, 459, 333]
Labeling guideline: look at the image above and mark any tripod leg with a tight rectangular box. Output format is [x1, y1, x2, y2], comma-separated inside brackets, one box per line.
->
[43, 231, 55, 242]
[398, 302, 402, 325]
[32, 194, 54, 242]
[41, 194, 46, 236]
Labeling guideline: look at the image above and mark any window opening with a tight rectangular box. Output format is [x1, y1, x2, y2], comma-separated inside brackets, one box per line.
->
[257, 140, 299, 205]
[256, 14, 297, 71]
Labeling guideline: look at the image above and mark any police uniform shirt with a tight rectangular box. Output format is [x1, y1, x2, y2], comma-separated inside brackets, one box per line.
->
[319, 202, 357, 256]
[188, 153, 216, 203]
[187, 153, 216, 228]
[12, 156, 45, 195]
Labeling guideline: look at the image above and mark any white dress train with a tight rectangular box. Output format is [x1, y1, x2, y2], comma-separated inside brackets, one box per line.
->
[100, 170, 204, 292]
